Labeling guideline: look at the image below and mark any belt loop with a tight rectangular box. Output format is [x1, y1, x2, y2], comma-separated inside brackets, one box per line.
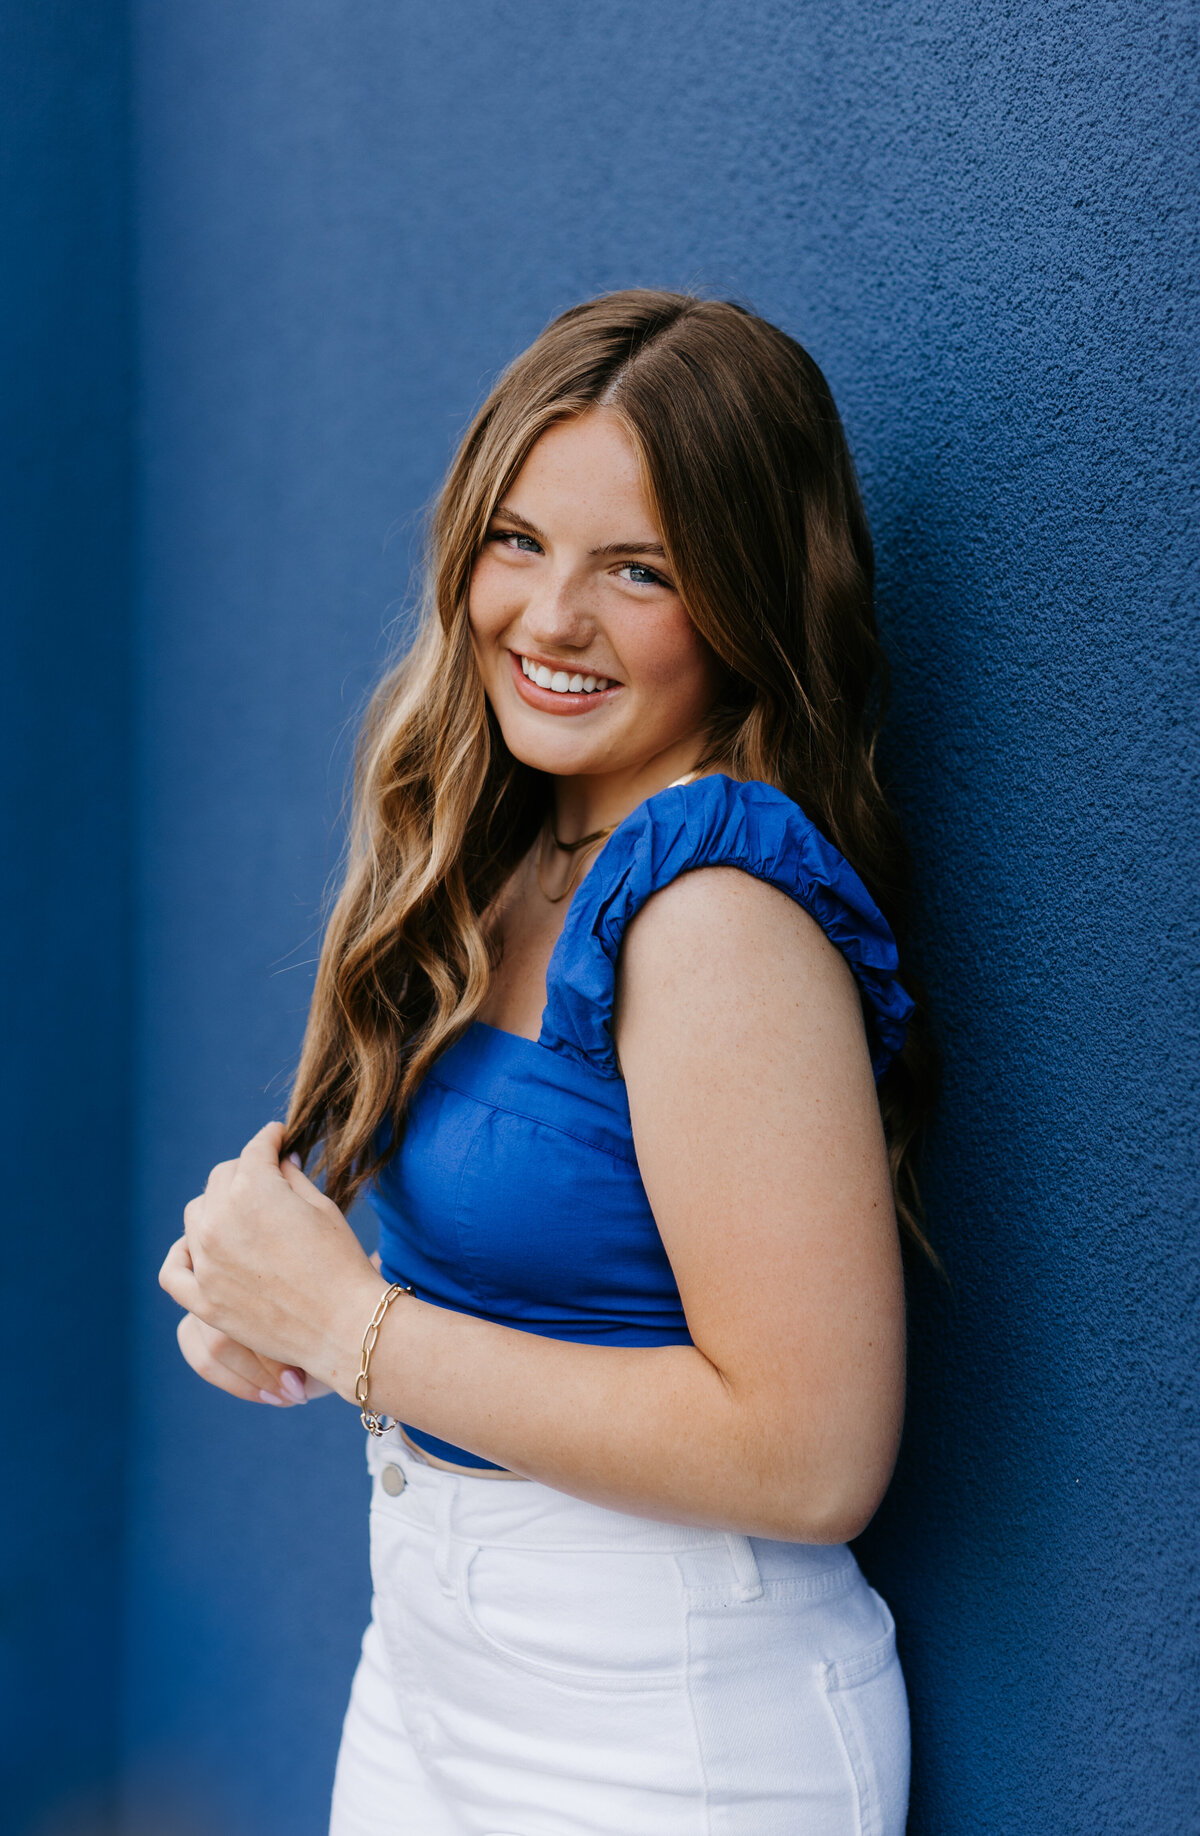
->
[433, 1474, 457, 1597]
[724, 1532, 764, 1602]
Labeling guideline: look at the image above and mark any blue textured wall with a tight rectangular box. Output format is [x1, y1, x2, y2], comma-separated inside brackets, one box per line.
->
[0, 2, 132, 1830]
[7, 2, 1197, 1832]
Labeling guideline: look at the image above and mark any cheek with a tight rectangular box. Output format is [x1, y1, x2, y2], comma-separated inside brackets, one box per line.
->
[466, 556, 513, 649]
[624, 609, 721, 712]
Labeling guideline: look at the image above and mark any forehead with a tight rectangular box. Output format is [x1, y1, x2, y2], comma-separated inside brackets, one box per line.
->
[504, 410, 659, 537]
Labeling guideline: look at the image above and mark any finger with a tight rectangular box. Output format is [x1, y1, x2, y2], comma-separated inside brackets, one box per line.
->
[177, 1317, 287, 1406]
[204, 1158, 238, 1197]
[279, 1155, 330, 1205]
[240, 1120, 286, 1173]
[159, 1236, 201, 1311]
[168, 1224, 195, 1268]
[208, 1333, 283, 1393]
[177, 1315, 306, 1405]
[224, 1346, 310, 1405]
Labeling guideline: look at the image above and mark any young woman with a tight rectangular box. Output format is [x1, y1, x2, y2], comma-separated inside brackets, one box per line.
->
[160, 289, 938, 1835]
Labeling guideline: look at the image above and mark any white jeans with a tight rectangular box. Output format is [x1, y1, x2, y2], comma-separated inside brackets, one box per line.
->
[330, 1428, 910, 1836]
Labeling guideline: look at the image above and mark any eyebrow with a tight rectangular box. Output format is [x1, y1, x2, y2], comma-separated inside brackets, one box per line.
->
[491, 504, 667, 559]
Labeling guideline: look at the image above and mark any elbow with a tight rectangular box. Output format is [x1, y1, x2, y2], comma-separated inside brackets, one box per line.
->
[807, 1489, 885, 1546]
[763, 1453, 897, 1546]
[763, 1491, 880, 1547]
[718, 1372, 904, 1544]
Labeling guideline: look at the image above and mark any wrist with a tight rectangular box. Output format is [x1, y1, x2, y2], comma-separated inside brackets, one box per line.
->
[316, 1267, 390, 1405]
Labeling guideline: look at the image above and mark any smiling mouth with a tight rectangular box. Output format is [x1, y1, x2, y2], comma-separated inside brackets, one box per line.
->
[518, 653, 615, 694]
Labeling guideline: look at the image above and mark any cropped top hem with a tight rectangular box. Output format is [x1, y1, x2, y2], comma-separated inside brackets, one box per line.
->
[373, 1262, 696, 1349]
[397, 1424, 509, 1471]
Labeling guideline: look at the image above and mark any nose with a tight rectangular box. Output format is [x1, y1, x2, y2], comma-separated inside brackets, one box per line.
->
[520, 566, 596, 652]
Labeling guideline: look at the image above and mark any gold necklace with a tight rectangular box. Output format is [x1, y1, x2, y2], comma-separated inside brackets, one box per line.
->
[534, 773, 701, 905]
[550, 821, 614, 852]
[535, 817, 616, 905]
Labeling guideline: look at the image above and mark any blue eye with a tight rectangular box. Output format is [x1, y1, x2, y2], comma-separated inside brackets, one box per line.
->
[622, 562, 668, 587]
[490, 529, 542, 554]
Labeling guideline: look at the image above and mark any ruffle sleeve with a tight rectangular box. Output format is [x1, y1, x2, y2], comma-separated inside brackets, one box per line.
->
[538, 774, 913, 1082]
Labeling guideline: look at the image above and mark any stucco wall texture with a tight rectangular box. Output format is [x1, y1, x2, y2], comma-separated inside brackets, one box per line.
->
[4, 2, 1196, 1832]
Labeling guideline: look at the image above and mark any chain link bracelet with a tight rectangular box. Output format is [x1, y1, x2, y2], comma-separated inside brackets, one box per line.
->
[355, 1279, 415, 1436]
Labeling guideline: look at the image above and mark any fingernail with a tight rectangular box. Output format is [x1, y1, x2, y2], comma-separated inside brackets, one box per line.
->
[259, 1388, 288, 1407]
[287, 1152, 302, 1166]
[279, 1369, 308, 1405]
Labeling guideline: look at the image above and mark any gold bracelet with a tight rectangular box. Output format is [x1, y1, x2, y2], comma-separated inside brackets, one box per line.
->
[355, 1280, 414, 1437]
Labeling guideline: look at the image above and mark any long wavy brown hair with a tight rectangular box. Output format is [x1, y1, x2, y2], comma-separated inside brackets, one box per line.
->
[283, 289, 940, 1268]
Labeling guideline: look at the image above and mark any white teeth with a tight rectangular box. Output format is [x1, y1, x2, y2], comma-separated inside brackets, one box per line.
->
[520, 657, 612, 695]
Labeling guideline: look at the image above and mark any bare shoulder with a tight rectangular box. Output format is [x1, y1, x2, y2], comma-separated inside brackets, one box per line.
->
[614, 864, 874, 1101]
[615, 863, 885, 1196]
[619, 864, 858, 1018]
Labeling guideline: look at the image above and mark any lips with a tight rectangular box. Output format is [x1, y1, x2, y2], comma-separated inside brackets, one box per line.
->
[507, 648, 622, 713]
[520, 654, 613, 695]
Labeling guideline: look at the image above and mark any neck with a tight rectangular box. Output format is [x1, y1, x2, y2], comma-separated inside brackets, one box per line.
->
[549, 737, 707, 844]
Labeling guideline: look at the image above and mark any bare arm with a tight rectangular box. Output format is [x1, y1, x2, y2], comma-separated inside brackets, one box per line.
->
[163, 870, 904, 1542]
[614, 868, 906, 1539]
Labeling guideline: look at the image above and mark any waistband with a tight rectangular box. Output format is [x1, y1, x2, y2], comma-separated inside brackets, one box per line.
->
[365, 1426, 862, 1589]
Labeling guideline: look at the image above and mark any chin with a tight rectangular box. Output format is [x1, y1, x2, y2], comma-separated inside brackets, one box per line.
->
[500, 726, 611, 778]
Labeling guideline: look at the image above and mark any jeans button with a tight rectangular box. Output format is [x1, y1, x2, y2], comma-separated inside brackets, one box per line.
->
[380, 1463, 406, 1496]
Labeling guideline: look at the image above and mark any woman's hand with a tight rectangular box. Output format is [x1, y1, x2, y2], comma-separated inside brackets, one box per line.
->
[159, 1121, 385, 1399]
[176, 1312, 330, 1406]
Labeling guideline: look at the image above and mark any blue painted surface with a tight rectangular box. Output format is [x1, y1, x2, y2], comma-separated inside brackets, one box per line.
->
[6, 2, 1197, 1832]
[0, 2, 132, 1830]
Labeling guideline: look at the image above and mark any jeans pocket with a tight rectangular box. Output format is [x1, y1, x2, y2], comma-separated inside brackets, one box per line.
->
[456, 1541, 688, 1690]
[821, 1594, 911, 1836]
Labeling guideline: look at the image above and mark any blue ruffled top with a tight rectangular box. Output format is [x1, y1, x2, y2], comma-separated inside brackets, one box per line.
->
[367, 774, 912, 1468]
